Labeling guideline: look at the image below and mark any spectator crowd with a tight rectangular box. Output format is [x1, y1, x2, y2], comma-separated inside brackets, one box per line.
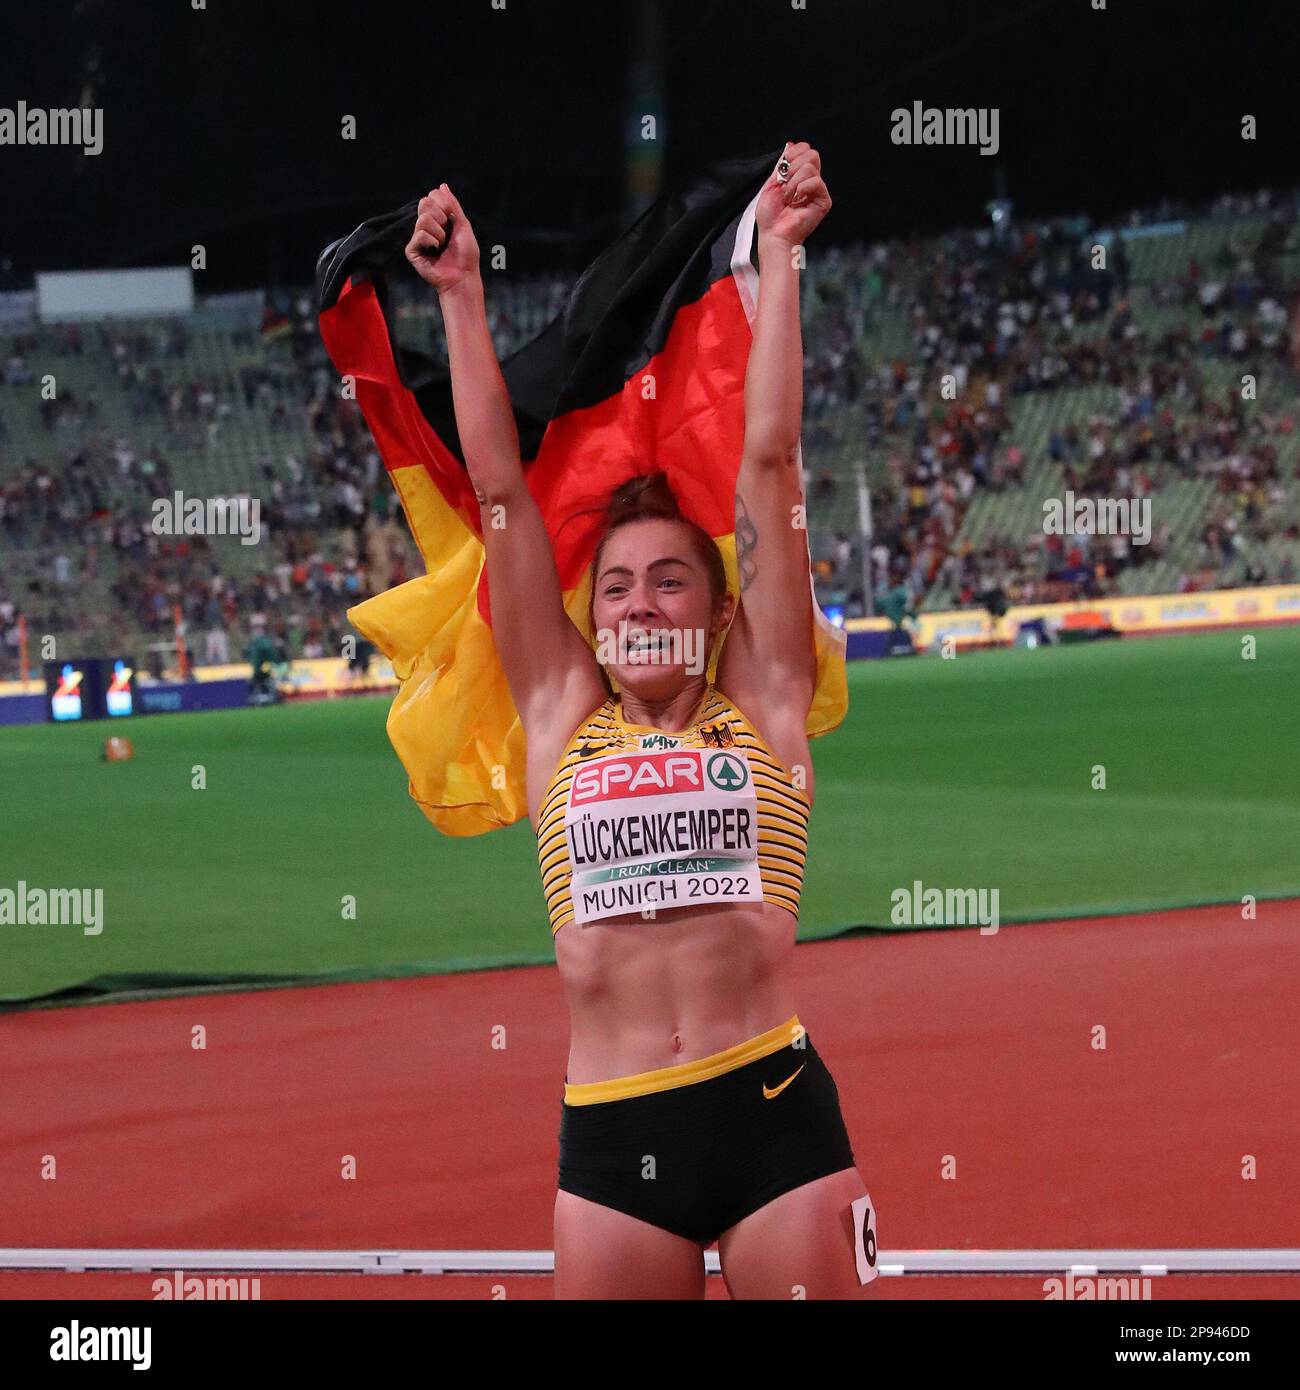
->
[2, 186, 1298, 677]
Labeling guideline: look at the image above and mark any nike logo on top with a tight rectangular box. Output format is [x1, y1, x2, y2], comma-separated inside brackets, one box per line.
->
[762, 1065, 804, 1100]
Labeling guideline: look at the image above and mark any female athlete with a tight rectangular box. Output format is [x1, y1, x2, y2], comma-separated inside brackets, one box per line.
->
[404, 141, 876, 1300]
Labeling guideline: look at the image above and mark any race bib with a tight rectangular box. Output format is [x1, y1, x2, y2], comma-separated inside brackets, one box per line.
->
[851, 1193, 879, 1285]
[564, 745, 763, 924]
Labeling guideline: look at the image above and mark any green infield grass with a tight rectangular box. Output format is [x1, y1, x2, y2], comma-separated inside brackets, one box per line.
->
[2, 626, 1296, 1005]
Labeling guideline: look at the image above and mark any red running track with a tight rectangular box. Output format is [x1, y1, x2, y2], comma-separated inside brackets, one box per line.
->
[1, 901, 1297, 1296]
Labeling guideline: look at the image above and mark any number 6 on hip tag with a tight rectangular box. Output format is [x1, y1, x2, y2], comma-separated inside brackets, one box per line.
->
[851, 1193, 879, 1285]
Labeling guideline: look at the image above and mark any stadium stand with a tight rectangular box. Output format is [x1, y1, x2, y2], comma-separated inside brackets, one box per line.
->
[2, 188, 1298, 678]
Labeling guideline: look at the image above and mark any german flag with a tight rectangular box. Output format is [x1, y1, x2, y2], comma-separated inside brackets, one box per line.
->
[315, 149, 847, 836]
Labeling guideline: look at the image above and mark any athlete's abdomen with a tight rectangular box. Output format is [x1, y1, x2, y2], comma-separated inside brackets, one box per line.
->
[554, 899, 799, 1084]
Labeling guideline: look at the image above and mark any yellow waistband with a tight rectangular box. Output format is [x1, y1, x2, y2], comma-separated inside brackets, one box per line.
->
[563, 1014, 805, 1106]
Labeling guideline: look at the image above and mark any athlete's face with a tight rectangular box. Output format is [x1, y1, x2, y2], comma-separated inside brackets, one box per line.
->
[591, 519, 732, 700]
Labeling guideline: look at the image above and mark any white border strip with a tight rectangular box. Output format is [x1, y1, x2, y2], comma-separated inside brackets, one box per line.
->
[2, 1248, 1297, 1276]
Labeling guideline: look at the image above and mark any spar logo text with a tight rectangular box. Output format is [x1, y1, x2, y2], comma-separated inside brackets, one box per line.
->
[570, 751, 750, 806]
[571, 751, 703, 805]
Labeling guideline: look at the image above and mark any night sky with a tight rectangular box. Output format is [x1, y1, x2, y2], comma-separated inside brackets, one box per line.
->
[2, 0, 1297, 291]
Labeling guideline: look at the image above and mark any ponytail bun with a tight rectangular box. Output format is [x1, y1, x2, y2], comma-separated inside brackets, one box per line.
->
[603, 471, 685, 527]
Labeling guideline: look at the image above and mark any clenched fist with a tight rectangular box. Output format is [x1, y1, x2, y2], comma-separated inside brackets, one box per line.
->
[405, 183, 481, 293]
[755, 141, 831, 247]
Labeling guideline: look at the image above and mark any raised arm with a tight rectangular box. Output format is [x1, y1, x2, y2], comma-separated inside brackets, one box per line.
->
[405, 186, 603, 733]
[717, 143, 832, 723]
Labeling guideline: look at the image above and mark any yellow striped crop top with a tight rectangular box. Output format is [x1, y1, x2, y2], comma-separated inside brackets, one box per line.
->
[536, 685, 810, 935]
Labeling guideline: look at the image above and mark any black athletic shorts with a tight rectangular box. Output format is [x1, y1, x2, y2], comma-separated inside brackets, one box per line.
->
[557, 1018, 855, 1245]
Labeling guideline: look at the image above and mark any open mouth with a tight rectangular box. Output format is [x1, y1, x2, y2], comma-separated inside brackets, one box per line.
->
[624, 630, 676, 661]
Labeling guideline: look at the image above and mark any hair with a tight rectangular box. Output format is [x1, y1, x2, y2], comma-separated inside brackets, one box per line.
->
[588, 472, 728, 631]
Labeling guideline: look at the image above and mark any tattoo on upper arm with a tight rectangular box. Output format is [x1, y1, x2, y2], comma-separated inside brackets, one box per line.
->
[735, 492, 759, 591]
